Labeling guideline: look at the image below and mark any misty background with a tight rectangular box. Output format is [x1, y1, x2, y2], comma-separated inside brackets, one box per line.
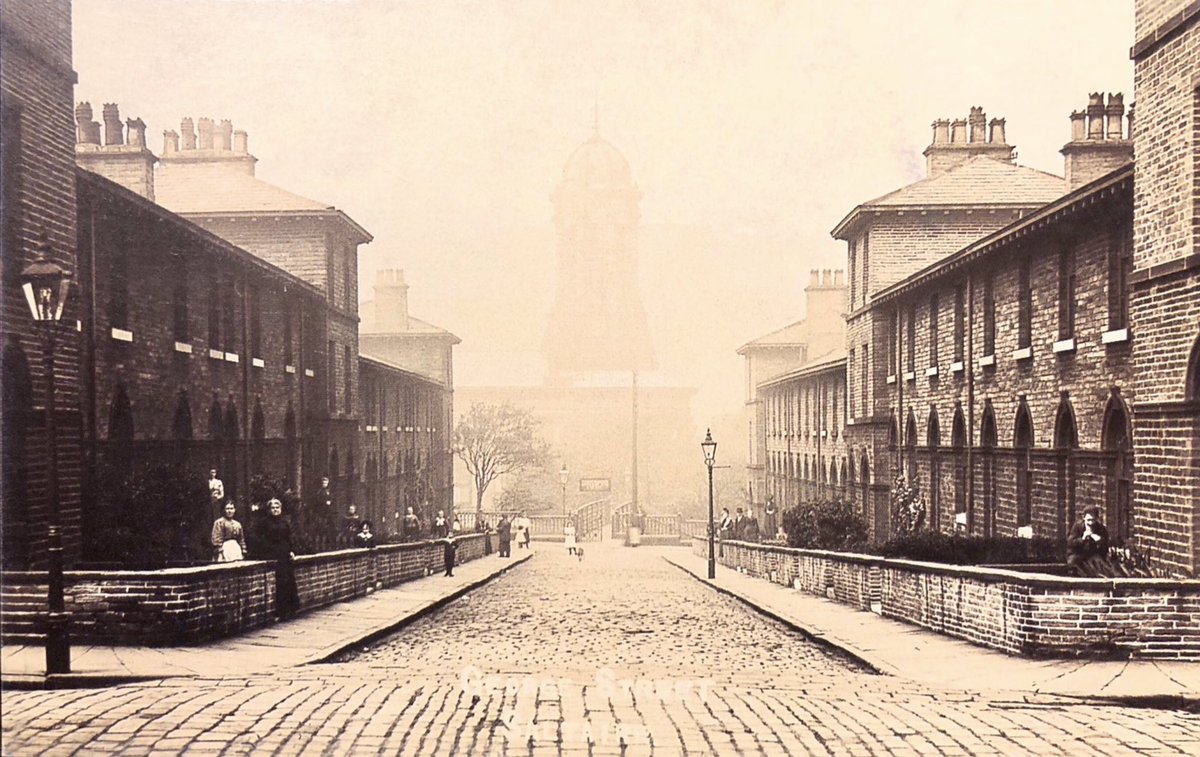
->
[74, 0, 1135, 471]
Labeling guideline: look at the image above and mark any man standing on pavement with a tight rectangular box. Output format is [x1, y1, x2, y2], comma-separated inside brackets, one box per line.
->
[496, 515, 512, 558]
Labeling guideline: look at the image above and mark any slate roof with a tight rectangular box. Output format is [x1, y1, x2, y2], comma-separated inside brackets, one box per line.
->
[758, 348, 846, 390]
[155, 162, 331, 213]
[831, 156, 1065, 238]
[736, 319, 809, 354]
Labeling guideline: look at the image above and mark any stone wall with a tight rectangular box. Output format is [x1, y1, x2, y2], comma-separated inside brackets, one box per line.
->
[697, 538, 1200, 659]
[0, 534, 484, 645]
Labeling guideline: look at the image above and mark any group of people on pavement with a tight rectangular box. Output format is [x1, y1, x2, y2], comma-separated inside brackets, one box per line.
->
[717, 506, 764, 543]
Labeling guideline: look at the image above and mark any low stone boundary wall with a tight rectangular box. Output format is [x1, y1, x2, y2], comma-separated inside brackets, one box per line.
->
[695, 538, 1200, 660]
[0, 534, 485, 646]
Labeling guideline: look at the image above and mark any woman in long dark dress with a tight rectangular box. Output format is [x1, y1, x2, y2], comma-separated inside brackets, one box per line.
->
[258, 498, 300, 619]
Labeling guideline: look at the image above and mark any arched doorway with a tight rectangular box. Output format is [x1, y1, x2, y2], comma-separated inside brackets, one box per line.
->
[1014, 400, 1034, 532]
[1053, 396, 1079, 541]
[927, 408, 941, 531]
[1102, 391, 1133, 544]
[172, 389, 192, 465]
[861, 454, 877, 537]
[951, 404, 967, 531]
[223, 399, 239, 503]
[980, 402, 997, 537]
[905, 410, 918, 484]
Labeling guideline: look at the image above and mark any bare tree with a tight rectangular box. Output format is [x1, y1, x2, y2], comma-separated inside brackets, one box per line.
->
[454, 402, 550, 515]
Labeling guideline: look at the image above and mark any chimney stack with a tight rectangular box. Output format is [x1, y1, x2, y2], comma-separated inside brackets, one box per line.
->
[197, 118, 214, 150]
[1126, 105, 1135, 140]
[1061, 92, 1133, 191]
[74, 103, 157, 201]
[804, 268, 847, 359]
[163, 130, 179, 154]
[102, 103, 124, 145]
[924, 107, 1016, 177]
[372, 269, 410, 333]
[233, 130, 248, 153]
[181, 118, 196, 149]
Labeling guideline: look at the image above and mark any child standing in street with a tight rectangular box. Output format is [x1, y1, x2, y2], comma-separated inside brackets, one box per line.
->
[443, 535, 457, 577]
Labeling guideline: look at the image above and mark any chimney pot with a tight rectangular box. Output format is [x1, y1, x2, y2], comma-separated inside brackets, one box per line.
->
[197, 118, 214, 150]
[163, 130, 180, 154]
[102, 103, 124, 146]
[833, 270, 844, 287]
[822, 269, 832, 287]
[968, 107, 986, 143]
[1126, 104, 1135, 140]
[216, 119, 233, 150]
[1069, 111, 1087, 142]
[808, 270, 820, 288]
[181, 118, 196, 149]
[1087, 93, 1105, 140]
[75, 102, 101, 145]
[233, 130, 248, 153]
[1105, 93, 1125, 140]
[126, 118, 147, 148]
[931, 119, 950, 145]
[950, 119, 967, 144]
[988, 117, 1006, 144]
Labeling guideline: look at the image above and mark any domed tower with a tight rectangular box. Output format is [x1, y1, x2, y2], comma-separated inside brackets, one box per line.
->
[545, 130, 655, 384]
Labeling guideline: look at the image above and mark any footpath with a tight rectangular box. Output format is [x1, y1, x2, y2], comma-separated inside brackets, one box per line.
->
[1, 551, 531, 690]
[664, 551, 1200, 709]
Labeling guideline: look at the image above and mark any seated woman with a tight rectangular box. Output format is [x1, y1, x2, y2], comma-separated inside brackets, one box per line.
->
[1066, 507, 1110, 576]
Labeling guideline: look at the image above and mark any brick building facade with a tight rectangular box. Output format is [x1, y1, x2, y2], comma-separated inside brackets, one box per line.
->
[1, 0, 84, 567]
[743, 5, 1200, 576]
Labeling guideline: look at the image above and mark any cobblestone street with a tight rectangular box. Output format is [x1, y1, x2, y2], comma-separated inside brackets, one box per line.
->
[4, 545, 1200, 755]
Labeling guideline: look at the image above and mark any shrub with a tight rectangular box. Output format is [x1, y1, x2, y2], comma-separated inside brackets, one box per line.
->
[83, 463, 210, 567]
[889, 474, 925, 537]
[781, 499, 868, 551]
[873, 531, 1063, 565]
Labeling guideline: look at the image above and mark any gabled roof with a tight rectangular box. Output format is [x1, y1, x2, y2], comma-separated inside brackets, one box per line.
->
[832, 157, 1065, 238]
[154, 162, 372, 243]
[736, 319, 809, 355]
[758, 349, 846, 391]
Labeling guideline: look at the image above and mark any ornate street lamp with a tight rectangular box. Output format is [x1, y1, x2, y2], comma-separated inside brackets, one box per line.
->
[559, 463, 569, 517]
[20, 239, 73, 675]
[701, 429, 717, 579]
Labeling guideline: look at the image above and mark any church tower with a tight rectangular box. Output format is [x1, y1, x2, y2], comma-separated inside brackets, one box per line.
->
[544, 129, 655, 384]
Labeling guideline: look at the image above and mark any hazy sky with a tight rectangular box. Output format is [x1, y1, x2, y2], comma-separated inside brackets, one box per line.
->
[73, 0, 1135, 430]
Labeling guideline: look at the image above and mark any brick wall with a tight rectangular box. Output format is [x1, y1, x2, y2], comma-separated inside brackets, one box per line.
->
[699, 539, 1200, 659]
[1, 0, 84, 567]
[1130, 2, 1200, 575]
[0, 534, 485, 645]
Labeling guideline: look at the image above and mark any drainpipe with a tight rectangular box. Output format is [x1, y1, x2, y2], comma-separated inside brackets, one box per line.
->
[967, 272, 976, 534]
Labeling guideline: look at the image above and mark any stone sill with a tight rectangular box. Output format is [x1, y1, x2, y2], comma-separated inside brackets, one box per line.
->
[1011, 346, 1033, 361]
[950, 361, 964, 374]
[252, 357, 265, 368]
[224, 352, 239, 364]
[285, 364, 297, 374]
[903, 371, 915, 382]
[111, 327, 133, 342]
[925, 366, 939, 378]
[366, 425, 378, 433]
[173, 341, 193, 354]
[208, 348, 224, 360]
[304, 368, 315, 377]
[978, 354, 995, 368]
[1102, 328, 1129, 344]
[1052, 338, 1076, 354]
[886, 375, 896, 385]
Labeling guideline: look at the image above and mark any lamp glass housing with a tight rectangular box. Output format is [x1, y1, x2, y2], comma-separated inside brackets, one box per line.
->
[701, 429, 717, 467]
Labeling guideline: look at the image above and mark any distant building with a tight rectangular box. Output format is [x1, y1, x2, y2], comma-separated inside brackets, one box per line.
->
[458, 128, 696, 513]
[738, 270, 846, 519]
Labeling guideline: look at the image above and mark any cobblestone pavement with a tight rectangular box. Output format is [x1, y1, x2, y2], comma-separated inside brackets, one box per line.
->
[4, 544, 1200, 756]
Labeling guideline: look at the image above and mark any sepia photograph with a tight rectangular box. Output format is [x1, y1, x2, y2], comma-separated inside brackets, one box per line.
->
[2, 0, 1200, 754]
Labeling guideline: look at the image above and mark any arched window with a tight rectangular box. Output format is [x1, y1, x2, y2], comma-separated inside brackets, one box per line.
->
[1014, 399, 1034, 530]
[1188, 334, 1200, 401]
[251, 399, 265, 477]
[951, 404, 967, 528]
[2, 339, 32, 568]
[980, 401, 997, 537]
[224, 399, 239, 502]
[927, 408, 941, 530]
[846, 455, 855, 509]
[284, 404, 297, 489]
[1054, 396, 1079, 539]
[887, 413, 899, 475]
[1103, 391, 1133, 544]
[108, 385, 135, 476]
[905, 410, 918, 483]
[860, 455, 872, 529]
[172, 390, 192, 465]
